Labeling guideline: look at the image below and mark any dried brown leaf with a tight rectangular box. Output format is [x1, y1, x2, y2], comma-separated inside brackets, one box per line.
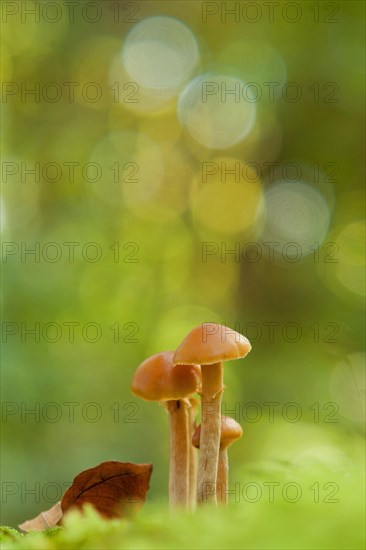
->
[61, 461, 153, 519]
[18, 501, 62, 532]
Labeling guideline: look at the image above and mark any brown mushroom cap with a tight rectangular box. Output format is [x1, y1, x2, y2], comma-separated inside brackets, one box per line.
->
[192, 416, 243, 449]
[173, 323, 251, 366]
[131, 351, 201, 402]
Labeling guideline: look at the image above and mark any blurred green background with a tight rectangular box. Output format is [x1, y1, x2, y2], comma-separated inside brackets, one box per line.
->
[1, 0, 365, 546]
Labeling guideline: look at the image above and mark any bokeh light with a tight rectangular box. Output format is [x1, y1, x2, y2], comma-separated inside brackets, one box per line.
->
[122, 143, 191, 222]
[121, 16, 199, 104]
[260, 181, 331, 258]
[178, 73, 257, 149]
[191, 158, 263, 234]
[109, 53, 175, 114]
[318, 221, 365, 303]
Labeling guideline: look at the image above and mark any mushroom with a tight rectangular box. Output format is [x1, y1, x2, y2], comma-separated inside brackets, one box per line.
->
[192, 416, 243, 504]
[187, 397, 199, 510]
[131, 351, 201, 509]
[173, 323, 251, 504]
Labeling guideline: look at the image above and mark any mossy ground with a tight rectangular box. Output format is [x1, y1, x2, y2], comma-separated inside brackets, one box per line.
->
[1, 461, 364, 550]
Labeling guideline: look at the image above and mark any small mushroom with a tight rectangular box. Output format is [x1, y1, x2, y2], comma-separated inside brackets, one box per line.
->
[192, 416, 243, 504]
[173, 323, 251, 504]
[131, 351, 201, 509]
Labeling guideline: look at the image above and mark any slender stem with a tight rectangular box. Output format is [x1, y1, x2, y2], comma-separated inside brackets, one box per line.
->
[167, 399, 189, 509]
[197, 362, 224, 505]
[188, 401, 198, 511]
[217, 448, 229, 504]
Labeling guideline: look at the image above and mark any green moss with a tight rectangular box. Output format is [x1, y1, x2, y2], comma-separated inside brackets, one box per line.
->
[0, 527, 23, 543]
[2, 462, 364, 550]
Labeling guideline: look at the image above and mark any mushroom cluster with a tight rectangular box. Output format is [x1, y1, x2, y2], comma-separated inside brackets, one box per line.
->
[131, 323, 251, 508]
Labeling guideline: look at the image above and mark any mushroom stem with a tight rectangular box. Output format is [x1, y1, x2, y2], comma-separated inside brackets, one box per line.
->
[197, 362, 224, 505]
[167, 399, 189, 509]
[217, 448, 229, 504]
[188, 400, 198, 511]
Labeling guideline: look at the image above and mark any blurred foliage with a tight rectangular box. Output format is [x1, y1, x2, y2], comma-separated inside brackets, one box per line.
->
[1, 0, 365, 547]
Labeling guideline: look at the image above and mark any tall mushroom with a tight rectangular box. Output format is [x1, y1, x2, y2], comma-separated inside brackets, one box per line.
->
[188, 397, 199, 510]
[131, 351, 201, 509]
[192, 416, 243, 504]
[173, 323, 251, 504]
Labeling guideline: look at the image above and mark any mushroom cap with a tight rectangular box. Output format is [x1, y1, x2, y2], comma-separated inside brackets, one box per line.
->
[192, 416, 243, 449]
[131, 351, 201, 402]
[173, 323, 251, 366]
